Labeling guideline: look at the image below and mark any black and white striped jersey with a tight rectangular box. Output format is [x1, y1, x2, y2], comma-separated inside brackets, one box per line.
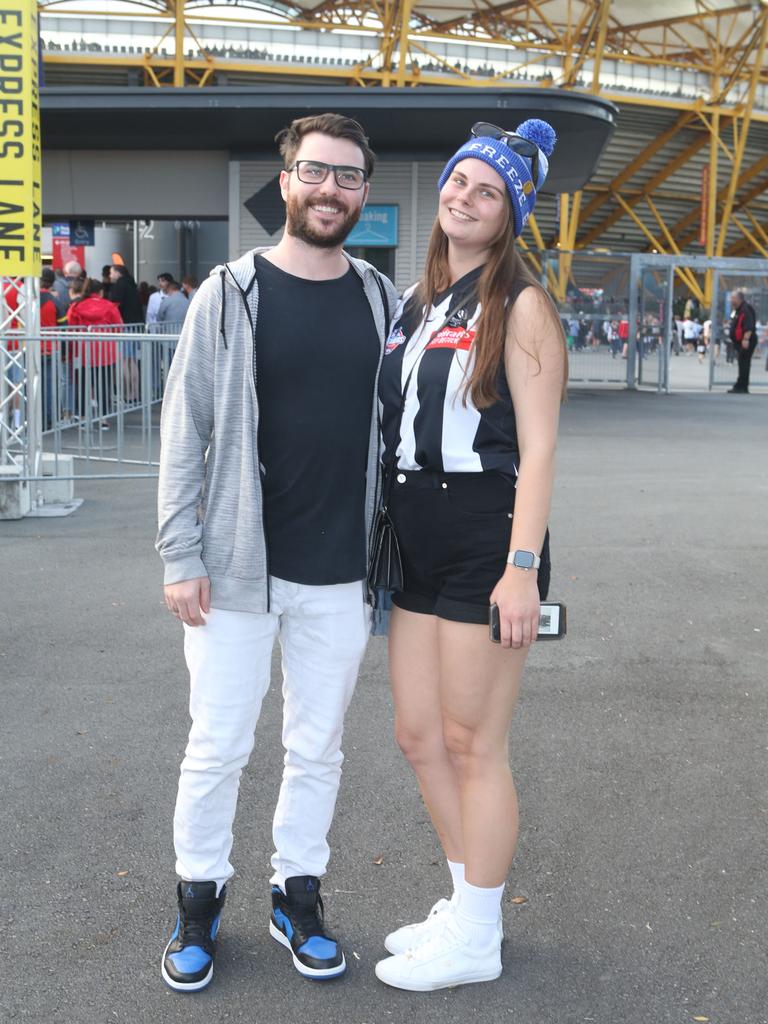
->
[379, 267, 524, 477]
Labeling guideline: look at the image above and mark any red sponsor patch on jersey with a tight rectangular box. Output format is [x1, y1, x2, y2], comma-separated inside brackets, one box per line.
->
[425, 326, 476, 351]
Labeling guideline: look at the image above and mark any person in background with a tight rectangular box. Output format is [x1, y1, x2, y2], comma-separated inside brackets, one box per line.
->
[181, 275, 199, 301]
[700, 319, 711, 365]
[40, 270, 61, 430]
[47, 266, 71, 316]
[138, 281, 152, 313]
[101, 265, 113, 301]
[109, 265, 144, 325]
[156, 280, 189, 329]
[67, 278, 122, 429]
[41, 267, 66, 322]
[64, 260, 85, 286]
[728, 289, 757, 394]
[109, 265, 144, 400]
[374, 119, 566, 992]
[147, 273, 173, 327]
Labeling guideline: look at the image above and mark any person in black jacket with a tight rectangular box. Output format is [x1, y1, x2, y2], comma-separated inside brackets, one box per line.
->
[728, 290, 757, 393]
[108, 264, 145, 325]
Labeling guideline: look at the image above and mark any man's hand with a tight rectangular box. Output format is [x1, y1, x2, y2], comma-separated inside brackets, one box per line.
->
[164, 577, 211, 626]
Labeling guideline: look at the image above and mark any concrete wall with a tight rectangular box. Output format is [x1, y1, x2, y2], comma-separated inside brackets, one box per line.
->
[42, 151, 230, 219]
[43, 149, 447, 292]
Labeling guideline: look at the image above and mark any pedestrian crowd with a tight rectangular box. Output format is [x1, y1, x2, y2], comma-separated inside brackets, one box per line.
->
[2, 262, 196, 431]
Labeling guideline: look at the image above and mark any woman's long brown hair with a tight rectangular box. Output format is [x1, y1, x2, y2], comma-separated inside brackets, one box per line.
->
[413, 210, 568, 407]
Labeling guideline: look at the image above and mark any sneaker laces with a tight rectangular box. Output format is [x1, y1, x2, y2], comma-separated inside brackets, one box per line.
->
[179, 907, 214, 950]
[293, 892, 327, 937]
[403, 913, 470, 962]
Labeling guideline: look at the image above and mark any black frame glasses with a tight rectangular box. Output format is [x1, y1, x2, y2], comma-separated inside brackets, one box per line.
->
[288, 160, 367, 190]
[470, 122, 540, 184]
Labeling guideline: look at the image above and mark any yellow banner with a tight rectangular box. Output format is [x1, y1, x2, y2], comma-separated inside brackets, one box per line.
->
[0, 2, 42, 278]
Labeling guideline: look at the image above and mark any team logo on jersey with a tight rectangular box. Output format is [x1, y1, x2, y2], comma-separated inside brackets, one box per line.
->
[425, 326, 476, 351]
[447, 307, 469, 328]
[385, 325, 407, 354]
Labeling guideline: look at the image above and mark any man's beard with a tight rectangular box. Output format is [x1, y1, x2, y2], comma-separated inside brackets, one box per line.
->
[285, 192, 363, 249]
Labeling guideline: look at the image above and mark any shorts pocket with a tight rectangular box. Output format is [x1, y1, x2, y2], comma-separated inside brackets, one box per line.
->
[443, 474, 516, 519]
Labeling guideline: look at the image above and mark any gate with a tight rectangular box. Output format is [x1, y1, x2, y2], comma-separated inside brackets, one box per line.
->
[627, 253, 768, 392]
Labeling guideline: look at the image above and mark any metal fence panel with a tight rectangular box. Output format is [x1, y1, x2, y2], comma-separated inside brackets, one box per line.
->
[26, 325, 183, 480]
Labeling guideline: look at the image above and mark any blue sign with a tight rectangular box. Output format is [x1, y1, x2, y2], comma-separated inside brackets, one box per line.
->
[346, 205, 398, 248]
[69, 219, 96, 247]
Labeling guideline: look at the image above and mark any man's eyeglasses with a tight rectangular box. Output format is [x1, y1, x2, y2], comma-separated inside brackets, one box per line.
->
[288, 160, 367, 190]
[470, 122, 540, 184]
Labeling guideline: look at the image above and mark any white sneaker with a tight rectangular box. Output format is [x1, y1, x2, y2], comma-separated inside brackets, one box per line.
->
[375, 914, 502, 991]
[385, 897, 504, 955]
[384, 897, 452, 955]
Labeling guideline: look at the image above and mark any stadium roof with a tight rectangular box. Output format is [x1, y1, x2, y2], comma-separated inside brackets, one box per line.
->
[40, 85, 617, 193]
[37, 2, 768, 263]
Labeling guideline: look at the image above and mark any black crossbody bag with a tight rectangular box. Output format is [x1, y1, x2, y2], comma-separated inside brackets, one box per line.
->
[367, 291, 472, 594]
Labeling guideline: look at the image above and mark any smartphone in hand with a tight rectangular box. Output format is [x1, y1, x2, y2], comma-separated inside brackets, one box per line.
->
[489, 602, 567, 643]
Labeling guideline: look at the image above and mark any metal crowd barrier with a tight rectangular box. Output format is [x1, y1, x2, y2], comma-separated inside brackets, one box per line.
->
[1, 323, 184, 480]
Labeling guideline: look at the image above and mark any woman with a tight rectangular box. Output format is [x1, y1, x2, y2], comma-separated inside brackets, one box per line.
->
[374, 121, 567, 991]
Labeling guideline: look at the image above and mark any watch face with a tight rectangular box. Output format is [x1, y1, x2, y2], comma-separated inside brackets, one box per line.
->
[514, 550, 535, 569]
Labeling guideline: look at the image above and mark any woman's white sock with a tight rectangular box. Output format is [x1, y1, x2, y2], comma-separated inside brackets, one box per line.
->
[446, 859, 465, 902]
[455, 880, 505, 944]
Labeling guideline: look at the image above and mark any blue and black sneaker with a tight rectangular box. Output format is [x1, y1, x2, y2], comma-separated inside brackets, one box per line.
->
[269, 875, 346, 979]
[161, 880, 226, 992]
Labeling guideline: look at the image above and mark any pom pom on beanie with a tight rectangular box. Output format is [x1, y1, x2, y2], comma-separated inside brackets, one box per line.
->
[516, 119, 557, 157]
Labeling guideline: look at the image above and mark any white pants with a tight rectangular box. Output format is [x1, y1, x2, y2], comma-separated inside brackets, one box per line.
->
[174, 576, 370, 892]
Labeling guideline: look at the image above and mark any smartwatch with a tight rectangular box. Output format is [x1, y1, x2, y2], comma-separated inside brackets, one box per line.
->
[507, 549, 541, 571]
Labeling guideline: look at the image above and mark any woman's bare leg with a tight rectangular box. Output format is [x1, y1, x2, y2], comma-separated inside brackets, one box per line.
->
[389, 606, 464, 862]
[437, 619, 528, 888]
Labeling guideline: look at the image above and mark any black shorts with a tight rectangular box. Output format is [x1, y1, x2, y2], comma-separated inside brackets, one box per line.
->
[388, 469, 551, 625]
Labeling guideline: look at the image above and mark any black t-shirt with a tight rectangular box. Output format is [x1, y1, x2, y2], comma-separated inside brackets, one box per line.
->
[253, 255, 379, 585]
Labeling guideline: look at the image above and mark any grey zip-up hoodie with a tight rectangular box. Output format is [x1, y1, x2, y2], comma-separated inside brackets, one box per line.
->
[156, 247, 398, 614]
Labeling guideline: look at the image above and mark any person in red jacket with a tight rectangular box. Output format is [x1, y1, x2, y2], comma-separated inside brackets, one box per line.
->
[67, 278, 123, 428]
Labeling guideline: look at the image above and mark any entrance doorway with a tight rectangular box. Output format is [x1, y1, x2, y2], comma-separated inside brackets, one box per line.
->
[627, 254, 768, 392]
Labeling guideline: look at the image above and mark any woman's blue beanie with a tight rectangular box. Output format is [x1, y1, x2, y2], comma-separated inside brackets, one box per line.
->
[437, 119, 557, 237]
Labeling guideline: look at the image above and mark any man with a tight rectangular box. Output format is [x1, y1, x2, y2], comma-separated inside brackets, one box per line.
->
[109, 264, 144, 324]
[181, 275, 198, 301]
[156, 279, 189, 327]
[156, 113, 396, 993]
[728, 289, 757, 393]
[46, 266, 71, 315]
[145, 273, 172, 326]
[64, 259, 84, 285]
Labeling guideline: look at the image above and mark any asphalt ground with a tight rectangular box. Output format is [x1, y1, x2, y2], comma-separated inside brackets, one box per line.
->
[1, 389, 766, 1024]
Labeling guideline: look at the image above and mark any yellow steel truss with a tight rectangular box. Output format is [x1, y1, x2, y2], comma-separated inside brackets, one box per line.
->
[38, 0, 768, 266]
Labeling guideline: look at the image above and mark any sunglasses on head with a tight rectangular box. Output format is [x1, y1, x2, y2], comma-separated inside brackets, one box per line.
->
[470, 122, 540, 184]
